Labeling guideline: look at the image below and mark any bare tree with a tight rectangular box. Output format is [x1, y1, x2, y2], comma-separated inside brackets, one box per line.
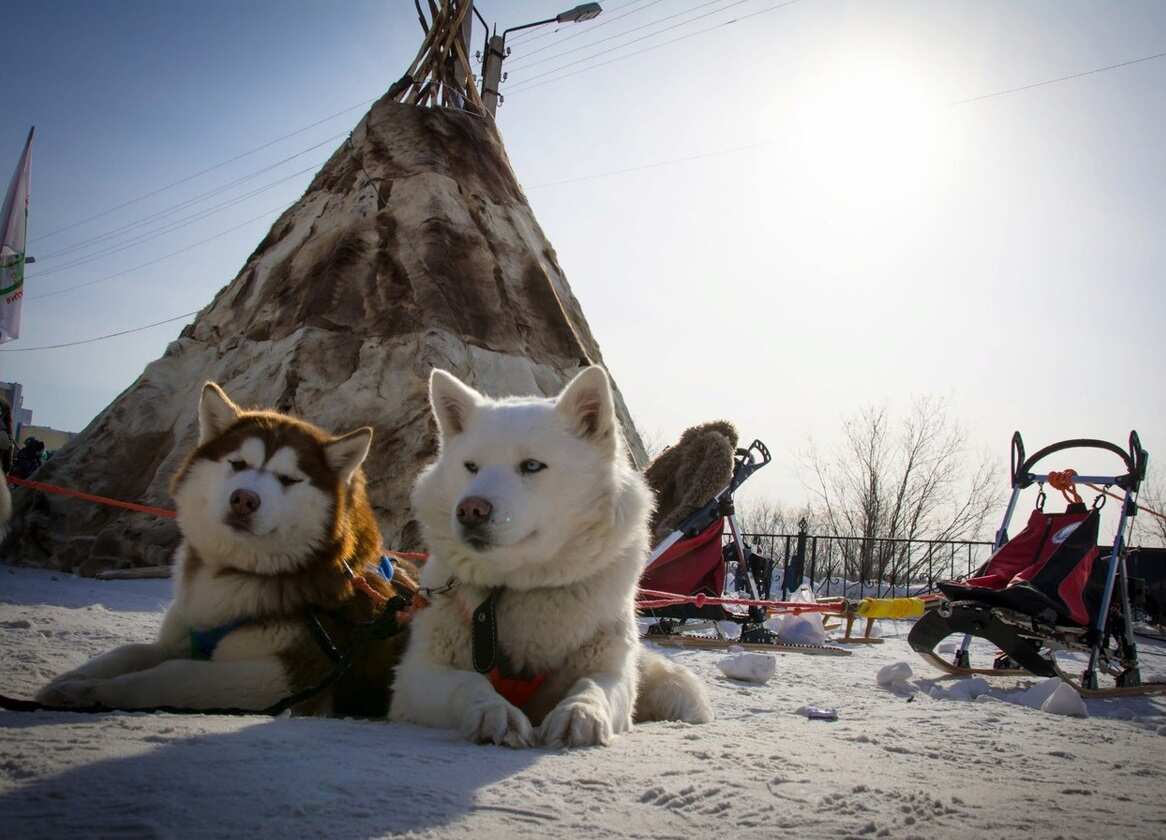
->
[635, 422, 670, 462]
[803, 397, 998, 581]
[736, 498, 794, 536]
[1132, 476, 1166, 548]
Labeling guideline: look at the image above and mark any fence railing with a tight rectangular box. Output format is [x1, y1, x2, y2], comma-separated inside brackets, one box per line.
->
[736, 530, 996, 600]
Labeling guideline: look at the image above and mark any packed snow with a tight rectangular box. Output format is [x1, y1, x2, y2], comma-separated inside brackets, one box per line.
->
[3, 565, 1166, 838]
[716, 652, 777, 684]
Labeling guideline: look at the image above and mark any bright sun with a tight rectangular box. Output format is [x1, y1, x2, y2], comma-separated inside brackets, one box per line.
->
[781, 58, 954, 210]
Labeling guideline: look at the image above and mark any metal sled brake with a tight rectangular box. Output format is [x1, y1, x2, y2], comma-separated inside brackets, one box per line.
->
[908, 431, 1166, 697]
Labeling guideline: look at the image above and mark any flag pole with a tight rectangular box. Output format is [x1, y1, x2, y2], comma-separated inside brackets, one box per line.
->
[0, 126, 35, 345]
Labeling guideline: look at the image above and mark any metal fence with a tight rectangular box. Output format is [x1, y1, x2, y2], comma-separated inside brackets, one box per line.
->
[737, 529, 996, 600]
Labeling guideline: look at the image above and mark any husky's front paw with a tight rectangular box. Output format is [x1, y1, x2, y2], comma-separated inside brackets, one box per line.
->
[539, 697, 614, 748]
[35, 678, 104, 708]
[461, 696, 535, 748]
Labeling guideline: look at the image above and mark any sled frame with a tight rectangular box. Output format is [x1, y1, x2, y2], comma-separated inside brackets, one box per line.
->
[947, 431, 1150, 691]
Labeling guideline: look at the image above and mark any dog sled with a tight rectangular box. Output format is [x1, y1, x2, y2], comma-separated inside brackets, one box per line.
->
[637, 435, 854, 656]
[908, 430, 1166, 698]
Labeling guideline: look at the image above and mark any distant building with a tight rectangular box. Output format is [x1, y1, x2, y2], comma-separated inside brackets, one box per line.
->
[18, 424, 75, 451]
[0, 381, 32, 435]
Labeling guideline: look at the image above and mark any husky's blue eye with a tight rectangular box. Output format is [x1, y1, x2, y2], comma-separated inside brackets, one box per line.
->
[229, 460, 247, 472]
[464, 461, 479, 474]
[277, 475, 302, 488]
[519, 459, 546, 475]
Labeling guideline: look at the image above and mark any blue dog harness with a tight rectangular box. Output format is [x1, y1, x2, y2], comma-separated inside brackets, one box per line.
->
[189, 617, 253, 661]
[187, 556, 397, 661]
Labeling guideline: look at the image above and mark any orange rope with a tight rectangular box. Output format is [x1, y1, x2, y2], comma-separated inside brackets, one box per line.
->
[8, 476, 177, 518]
[1048, 469, 1083, 505]
[1043, 468, 1166, 523]
[1082, 481, 1166, 523]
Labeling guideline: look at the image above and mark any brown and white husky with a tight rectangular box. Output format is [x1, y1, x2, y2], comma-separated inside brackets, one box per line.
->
[37, 382, 415, 716]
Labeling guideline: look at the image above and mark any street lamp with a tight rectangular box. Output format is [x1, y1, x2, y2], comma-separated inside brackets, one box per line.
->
[480, 4, 603, 116]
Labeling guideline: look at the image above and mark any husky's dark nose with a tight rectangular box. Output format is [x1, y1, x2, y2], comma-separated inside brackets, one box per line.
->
[456, 496, 493, 527]
[229, 489, 261, 517]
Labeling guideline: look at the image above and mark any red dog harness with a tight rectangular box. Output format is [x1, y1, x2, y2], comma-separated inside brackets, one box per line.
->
[463, 586, 547, 709]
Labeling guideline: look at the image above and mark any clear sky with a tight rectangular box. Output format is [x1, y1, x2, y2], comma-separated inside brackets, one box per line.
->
[2, 0, 1164, 533]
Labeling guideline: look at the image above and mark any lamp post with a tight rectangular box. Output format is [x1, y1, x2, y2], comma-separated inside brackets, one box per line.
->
[480, 3, 602, 116]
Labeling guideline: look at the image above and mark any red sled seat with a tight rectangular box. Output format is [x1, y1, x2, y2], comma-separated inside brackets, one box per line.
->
[939, 503, 1100, 626]
[640, 520, 728, 620]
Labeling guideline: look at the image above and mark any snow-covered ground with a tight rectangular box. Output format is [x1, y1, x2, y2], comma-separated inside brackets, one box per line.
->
[3, 565, 1166, 839]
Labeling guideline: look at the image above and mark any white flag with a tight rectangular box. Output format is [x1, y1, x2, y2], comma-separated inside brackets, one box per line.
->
[0, 127, 34, 345]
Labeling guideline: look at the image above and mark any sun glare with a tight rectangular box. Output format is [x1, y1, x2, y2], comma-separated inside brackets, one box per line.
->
[782, 59, 953, 210]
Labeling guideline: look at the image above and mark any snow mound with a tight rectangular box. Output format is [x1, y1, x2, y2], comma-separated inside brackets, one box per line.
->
[717, 652, 777, 683]
[876, 661, 913, 687]
[775, 614, 827, 646]
[1019, 678, 1088, 717]
[930, 677, 990, 701]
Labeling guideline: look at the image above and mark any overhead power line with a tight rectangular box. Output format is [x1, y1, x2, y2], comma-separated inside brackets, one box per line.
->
[520, 45, 1166, 188]
[0, 310, 201, 352]
[507, 0, 799, 94]
[31, 159, 325, 279]
[32, 98, 374, 242]
[507, 0, 651, 46]
[527, 139, 775, 190]
[36, 131, 347, 263]
[949, 48, 1166, 106]
[19, 34, 1165, 355]
[30, 204, 287, 301]
[507, 0, 672, 67]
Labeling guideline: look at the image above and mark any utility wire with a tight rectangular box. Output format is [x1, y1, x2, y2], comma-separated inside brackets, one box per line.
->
[31, 160, 324, 279]
[29, 204, 286, 301]
[31, 98, 374, 242]
[19, 37, 1166, 353]
[507, 0, 789, 93]
[0, 311, 201, 352]
[35, 132, 347, 263]
[527, 139, 775, 189]
[507, 0, 650, 46]
[520, 45, 1166, 187]
[949, 49, 1166, 106]
[507, 0, 671, 67]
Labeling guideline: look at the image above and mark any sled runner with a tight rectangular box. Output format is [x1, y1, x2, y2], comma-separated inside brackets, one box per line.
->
[908, 431, 1166, 697]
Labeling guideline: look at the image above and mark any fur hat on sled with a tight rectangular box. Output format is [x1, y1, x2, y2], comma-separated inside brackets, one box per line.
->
[643, 421, 738, 541]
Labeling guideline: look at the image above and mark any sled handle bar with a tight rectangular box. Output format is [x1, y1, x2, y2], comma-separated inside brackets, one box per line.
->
[1011, 430, 1147, 491]
[729, 440, 771, 492]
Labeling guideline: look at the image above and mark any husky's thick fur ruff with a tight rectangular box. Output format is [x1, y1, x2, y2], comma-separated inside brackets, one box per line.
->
[389, 367, 713, 747]
[37, 383, 414, 716]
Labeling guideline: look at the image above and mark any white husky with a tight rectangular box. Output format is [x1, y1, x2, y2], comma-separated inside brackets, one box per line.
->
[389, 366, 713, 747]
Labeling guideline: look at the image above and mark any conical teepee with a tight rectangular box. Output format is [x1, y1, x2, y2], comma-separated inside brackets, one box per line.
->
[8, 49, 645, 573]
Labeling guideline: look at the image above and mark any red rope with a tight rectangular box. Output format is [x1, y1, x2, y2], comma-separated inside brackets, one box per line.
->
[636, 588, 845, 614]
[8, 476, 177, 519]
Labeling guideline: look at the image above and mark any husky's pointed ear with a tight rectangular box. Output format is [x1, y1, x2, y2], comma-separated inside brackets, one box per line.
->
[325, 427, 373, 485]
[556, 366, 616, 446]
[198, 382, 241, 444]
[429, 369, 479, 437]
